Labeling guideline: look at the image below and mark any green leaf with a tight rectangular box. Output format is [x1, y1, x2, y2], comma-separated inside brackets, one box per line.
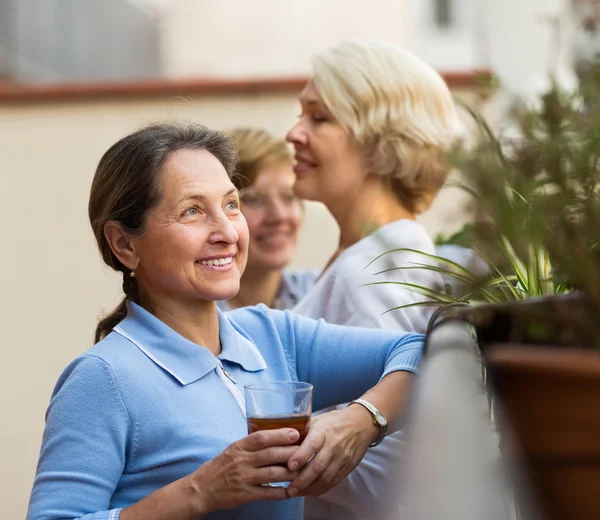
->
[359, 281, 458, 304]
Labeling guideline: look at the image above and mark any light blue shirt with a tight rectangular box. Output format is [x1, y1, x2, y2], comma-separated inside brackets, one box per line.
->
[27, 301, 423, 520]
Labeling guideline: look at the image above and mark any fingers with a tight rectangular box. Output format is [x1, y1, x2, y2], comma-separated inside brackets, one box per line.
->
[248, 466, 301, 486]
[255, 484, 290, 501]
[286, 445, 331, 497]
[238, 428, 300, 452]
[286, 429, 325, 472]
[253, 446, 299, 468]
[302, 460, 350, 497]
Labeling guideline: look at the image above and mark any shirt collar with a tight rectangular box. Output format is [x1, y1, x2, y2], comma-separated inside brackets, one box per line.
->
[113, 301, 267, 386]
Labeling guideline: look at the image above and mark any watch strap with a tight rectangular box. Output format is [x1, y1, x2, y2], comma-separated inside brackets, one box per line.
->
[348, 398, 388, 447]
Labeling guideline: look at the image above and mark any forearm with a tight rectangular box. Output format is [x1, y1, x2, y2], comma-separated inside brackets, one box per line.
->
[120, 475, 207, 520]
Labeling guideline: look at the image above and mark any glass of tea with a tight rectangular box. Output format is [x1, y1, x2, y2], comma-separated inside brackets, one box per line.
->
[244, 381, 312, 445]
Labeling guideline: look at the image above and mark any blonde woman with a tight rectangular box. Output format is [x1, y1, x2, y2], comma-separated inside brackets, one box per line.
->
[286, 41, 462, 519]
[218, 128, 317, 311]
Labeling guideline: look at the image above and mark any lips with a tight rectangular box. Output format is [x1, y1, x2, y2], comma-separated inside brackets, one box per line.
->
[293, 154, 317, 175]
[256, 232, 292, 248]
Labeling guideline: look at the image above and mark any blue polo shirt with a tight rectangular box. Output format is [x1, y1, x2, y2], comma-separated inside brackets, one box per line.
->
[27, 302, 423, 520]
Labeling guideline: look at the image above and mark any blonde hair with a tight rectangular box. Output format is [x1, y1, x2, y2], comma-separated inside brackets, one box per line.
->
[313, 40, 462, 213]
[228, 127, 293, 190]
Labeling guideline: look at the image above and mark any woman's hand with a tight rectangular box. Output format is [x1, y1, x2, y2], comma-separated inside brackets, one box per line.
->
[190, 428, 302, 514]
[285, 404, 378, 498]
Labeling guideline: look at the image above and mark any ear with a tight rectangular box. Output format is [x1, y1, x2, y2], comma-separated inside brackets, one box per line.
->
[104, 220, 139, 271]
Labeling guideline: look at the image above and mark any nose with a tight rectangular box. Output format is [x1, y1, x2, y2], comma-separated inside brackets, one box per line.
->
[208, 211, 240, 245]
[286, 120, 307, 147]
[264, 197, 287, 223]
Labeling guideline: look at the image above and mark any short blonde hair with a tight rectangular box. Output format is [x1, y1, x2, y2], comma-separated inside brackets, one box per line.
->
[228, 127, 293, 190]
[313, 40, 461, 213]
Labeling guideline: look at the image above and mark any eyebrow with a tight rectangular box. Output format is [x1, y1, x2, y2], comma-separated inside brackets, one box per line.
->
[300, 99, 323, 106]
[178, 187, 238, 204]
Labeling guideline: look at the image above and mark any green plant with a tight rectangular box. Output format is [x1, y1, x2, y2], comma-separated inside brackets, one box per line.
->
[362, 236, 569, 315]
[434, 223, 478, 247]
[367, 68, 600, 328]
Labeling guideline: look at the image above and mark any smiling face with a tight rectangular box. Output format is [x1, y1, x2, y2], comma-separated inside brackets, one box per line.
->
[286, 81, 368, 206]
[133, 148, 249, 305]
[240, 162, 302, 273]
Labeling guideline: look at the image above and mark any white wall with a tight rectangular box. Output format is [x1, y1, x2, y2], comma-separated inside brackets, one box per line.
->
[409, 0, 483, 70]
[161, 0, 414, 78]
[482, 0, 576, 99]
[160, 0, 578, 101]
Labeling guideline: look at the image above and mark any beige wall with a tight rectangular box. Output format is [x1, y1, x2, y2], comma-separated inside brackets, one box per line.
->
[161, 0, 414, 78]
[160, 0, 576, 99]
[0, 87, 487, 517]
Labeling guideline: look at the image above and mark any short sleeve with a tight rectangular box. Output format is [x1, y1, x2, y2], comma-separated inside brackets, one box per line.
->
[27, 355, 130, 520]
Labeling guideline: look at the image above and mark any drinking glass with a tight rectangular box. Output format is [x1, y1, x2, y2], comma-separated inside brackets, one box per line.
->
[245, 381, 313, 444]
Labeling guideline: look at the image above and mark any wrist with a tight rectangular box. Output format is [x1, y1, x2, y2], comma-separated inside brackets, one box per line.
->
[183, 473, 210, 518]
[348, 398, 388, 447]
[345, 402, 379, 445]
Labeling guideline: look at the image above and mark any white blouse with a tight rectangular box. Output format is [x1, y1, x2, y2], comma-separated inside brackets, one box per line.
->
[293, 219, 444, 520]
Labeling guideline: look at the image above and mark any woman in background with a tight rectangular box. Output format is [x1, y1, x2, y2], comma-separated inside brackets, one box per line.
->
[219, 128, 318, 311]
[286, 40, 462, 519]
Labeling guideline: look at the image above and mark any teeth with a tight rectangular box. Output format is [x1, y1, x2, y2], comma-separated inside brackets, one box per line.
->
[199, 257, 233, 267]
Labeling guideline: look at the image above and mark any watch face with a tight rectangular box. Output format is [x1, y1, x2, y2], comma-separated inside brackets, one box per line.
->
[376, 414, 387, 427]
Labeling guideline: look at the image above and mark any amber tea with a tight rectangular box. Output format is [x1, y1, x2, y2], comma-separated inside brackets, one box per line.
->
[244, 381, 313, 446]
[247, 414, 310, 444]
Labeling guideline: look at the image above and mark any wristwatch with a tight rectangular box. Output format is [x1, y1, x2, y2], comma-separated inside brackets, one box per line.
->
[348, 398, 388, 447]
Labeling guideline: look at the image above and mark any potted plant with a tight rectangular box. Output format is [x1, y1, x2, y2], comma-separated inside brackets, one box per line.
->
[369, 69, 600, 519]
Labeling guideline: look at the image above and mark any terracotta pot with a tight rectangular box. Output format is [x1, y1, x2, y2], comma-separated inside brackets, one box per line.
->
[449, 293, 600, 519]
[487, 345, 600, 520]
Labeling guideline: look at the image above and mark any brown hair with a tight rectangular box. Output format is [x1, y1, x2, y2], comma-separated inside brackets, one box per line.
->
[227, 127, 293, 191]
[89, 121, 238, 342]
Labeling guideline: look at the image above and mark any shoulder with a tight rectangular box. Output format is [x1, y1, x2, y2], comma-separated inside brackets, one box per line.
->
[225, 304, 314, 340]
[224, 304, 283, 340]
[368, 219, 435, 261]
[314, 220, 440, 330]
[278, 269, 320, 309]
[282, 269, 320, 291]
[435, 244, 489, 276]
[52, 332, 144, 397]
[86, 330, 147, 373]
[49, 349, 131, 423]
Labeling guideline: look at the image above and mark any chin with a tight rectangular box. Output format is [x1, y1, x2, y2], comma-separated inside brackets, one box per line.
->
[251, 255, 291, 272]
[203, 282, 240, 302]
[293, 178, 320, 202]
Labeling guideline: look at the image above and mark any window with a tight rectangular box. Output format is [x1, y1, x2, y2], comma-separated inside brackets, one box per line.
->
[434, 0, 452, 28]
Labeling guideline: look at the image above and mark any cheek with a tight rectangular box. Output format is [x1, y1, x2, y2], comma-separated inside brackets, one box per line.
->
[235, 217, 250, 253]
[242, 212, 263, 237]
[287, 212, 302, 234]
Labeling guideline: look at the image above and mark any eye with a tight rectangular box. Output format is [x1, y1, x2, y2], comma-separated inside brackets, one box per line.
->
[240, 193, 264, 207]
[183, 206, 200, 217]
[225, 199, 239, 211]
[312, 114, 329, 123]
[281, 192, 297, 205]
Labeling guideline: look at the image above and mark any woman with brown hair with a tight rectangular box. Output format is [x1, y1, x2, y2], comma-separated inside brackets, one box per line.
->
[26, 121, 424, 520]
